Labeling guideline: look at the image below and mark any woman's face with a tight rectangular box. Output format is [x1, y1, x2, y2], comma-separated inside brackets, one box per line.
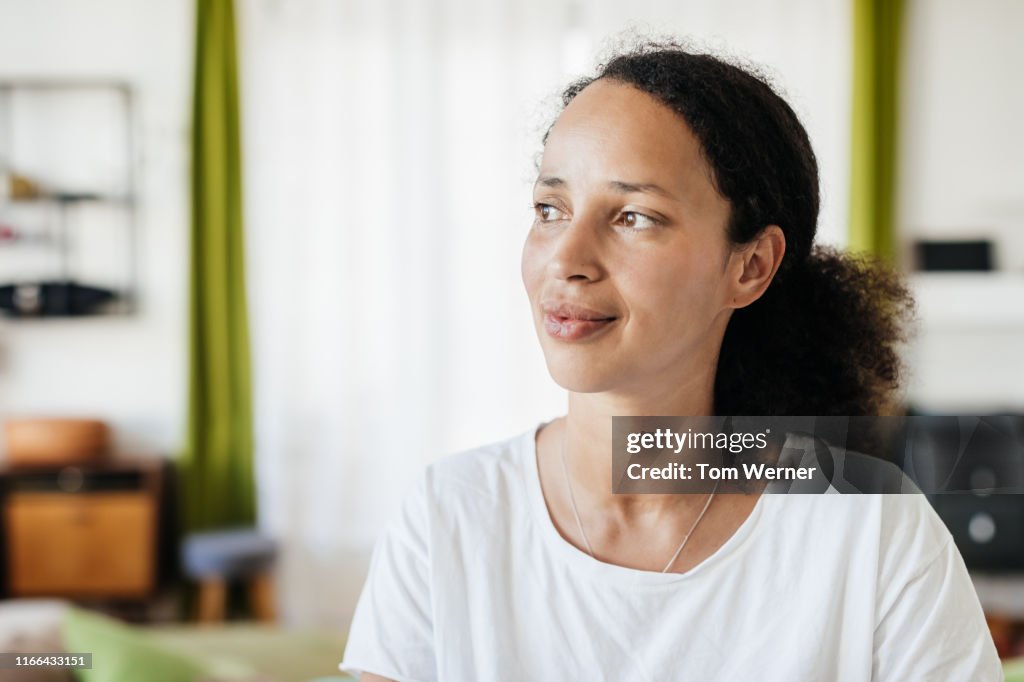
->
[521, 79, 742, 395]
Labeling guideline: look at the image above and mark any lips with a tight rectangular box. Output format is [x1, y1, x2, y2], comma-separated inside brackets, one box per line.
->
[541, 301, 618, 341]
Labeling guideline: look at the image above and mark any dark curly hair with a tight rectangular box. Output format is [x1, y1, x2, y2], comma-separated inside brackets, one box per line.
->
[552, 41, 914, 416]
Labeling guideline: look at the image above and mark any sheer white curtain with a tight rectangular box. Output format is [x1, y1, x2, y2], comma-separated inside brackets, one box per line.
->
[239, 0, 849, 627]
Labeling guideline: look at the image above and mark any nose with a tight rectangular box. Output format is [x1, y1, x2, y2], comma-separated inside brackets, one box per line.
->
[547, 211, 604, 282]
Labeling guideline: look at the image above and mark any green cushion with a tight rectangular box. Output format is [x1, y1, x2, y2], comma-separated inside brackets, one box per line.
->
[61, 606, 248, 682]
[1005, 657, 1024, 682]
[148, 624, 348, 682]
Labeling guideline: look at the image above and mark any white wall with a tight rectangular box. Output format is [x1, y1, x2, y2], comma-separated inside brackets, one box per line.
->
[900, 0, 1024, 411]
[899, 0, 1024, 261]
[0, 0, 193, 457]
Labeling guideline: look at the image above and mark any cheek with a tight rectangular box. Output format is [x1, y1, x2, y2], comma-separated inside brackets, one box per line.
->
[626, 251, 725, 331]
[520, 233, 545, 299]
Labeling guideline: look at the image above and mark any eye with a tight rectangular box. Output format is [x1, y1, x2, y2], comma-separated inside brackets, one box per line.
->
[617, 211, 661, 231]
[533, 202, 567, 222]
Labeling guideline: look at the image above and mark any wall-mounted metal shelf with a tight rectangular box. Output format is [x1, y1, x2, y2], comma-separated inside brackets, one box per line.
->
[0, 80, 138, 317]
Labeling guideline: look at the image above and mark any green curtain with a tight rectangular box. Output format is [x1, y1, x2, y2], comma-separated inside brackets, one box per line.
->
[183, 0, 255, 531]
[848, 0, 905, 261]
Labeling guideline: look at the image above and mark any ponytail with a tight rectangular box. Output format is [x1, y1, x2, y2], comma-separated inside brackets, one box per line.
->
[714, 247, 914, 416]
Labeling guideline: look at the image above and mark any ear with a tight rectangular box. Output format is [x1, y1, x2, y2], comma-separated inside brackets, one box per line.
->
[727, 225, 786, 309]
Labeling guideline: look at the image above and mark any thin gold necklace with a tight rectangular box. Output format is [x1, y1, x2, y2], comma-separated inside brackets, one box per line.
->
[559, 427, 719, 573]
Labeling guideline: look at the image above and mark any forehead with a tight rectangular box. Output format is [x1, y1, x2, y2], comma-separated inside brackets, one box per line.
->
[541, 79, 713, 191]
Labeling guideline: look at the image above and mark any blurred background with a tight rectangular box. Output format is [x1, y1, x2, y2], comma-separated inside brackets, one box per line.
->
[0, 0, 1022, 680]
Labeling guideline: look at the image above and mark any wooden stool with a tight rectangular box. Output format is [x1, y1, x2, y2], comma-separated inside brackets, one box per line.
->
[182, 527, 278, 623]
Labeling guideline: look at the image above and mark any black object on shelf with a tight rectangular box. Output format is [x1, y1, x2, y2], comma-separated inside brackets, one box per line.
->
[0, 280, 117, 317]
[915, 239, 994, 271]
[931, 494, 1024, 570]
[907, 410, 1024, 571]
[53, 191, 104, 203]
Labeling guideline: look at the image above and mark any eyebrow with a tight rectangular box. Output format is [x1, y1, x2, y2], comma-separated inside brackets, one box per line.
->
[535, 176, 566, 189]
[534, 176, 676, 199]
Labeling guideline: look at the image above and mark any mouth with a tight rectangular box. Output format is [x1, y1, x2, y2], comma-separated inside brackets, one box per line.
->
[541, 301, 619, 341]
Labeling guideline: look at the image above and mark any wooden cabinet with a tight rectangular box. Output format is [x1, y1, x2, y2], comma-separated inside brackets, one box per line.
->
[7, 492, 154, 596]
[0, 460, 166, 599]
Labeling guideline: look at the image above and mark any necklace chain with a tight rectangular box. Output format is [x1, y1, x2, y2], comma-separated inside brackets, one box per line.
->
[559, 426, 719, 574]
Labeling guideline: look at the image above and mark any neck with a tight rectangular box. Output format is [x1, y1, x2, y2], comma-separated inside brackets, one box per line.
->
[562, 366, 716, 518]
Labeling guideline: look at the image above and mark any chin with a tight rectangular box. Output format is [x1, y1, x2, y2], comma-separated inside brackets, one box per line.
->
[542, 350, 623, 394]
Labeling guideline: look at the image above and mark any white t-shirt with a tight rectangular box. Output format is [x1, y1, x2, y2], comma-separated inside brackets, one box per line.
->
[340, 424, 1002, 681]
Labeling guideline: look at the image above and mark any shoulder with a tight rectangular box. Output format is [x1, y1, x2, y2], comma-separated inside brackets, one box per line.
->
[414, 425, 538, 517]
[876, 492, 956, 583]
[802, 430, 955, 567]
[371, 426, 538, 560]
[425, 426, 533, 488]
[774, 432, 956, 575]
[427, 427, 532, 481]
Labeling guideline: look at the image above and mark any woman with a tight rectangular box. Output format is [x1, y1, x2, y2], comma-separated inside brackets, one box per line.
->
[340, 42, 1001, 681]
